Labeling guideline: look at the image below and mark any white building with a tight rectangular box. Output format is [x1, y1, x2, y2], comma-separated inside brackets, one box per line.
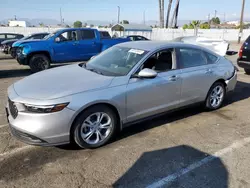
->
[8, 20, 31, 27]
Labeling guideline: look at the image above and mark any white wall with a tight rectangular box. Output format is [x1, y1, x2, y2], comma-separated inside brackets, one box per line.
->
[1, 26, 250, 42]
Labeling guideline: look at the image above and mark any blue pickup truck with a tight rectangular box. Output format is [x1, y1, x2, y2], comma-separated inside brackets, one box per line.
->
[14, 28, 130, 72]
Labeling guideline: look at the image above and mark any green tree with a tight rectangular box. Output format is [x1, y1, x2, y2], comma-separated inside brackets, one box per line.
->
[120, 20, 129, 24]
[73, 21, 82, 28]
[90, 24, 94, 27]
[83, 23, 88, 27]
[183, 24, 188, 29]
[211, 17, 220, 24]
[200, 23, 210, 29]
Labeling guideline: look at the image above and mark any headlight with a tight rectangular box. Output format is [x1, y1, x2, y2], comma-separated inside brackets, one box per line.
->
[23, 103, 69, 113]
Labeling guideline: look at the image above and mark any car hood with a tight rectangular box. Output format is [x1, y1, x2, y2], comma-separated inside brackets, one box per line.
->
[13, 64, 114, 100]
[12, 39, 45, 47]
[1, 39, 18, 45]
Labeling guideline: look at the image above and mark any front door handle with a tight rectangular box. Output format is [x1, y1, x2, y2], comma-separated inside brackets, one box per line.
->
[73, 42, 79, 46]
[168, 75, 178, 81]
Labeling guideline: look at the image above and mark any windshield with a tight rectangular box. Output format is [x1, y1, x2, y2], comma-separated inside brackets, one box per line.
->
[43, 32, 57, 40]
[85, 46, 148, 76]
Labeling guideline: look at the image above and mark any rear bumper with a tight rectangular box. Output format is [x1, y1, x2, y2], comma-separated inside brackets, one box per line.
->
[237, 59, 250, 69]
[225, 70, 237, 92]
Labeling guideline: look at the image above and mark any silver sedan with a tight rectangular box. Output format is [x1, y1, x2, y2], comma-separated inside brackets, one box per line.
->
[6, 41, 237, 148]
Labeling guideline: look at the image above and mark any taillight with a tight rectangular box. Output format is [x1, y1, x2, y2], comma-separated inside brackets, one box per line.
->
[239, 45, 243, 58]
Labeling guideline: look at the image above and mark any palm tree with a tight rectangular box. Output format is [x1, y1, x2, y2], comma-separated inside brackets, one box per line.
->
[166, 0, 173, 28]
[158, 0, 162, 27]
[170, 0, 180, 28]
[191, 20, 201, 36]
[161, 0, 164, 28]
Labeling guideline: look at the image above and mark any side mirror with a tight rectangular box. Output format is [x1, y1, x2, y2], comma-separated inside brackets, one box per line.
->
[55, 37, 61, 42]
[137, 68, 157, 79]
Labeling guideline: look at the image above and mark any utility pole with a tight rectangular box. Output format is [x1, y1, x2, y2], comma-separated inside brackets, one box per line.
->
[60, 8, 63, 25]
[208, 13, 210, 24]
[214, 10, 217, 18]
[14, 15, 17, 20]
[238, 0, 245, 43]
[117, 6, 120, 23]
[143, 11, 145, 25]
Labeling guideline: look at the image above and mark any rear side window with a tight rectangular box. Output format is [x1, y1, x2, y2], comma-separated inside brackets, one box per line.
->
[81, 30, 95, 40]
[205, 52, 218, 64]
[100, 31, 111, 39]
[176, 48, 208, 68]
[0, 34, 5, 39]
[7, 34, 16, 39]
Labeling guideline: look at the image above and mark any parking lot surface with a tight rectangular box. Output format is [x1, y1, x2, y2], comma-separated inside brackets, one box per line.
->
[1, 44, 250, 188]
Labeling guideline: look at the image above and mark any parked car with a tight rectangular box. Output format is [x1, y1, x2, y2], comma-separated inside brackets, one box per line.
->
[237, 36, 250, 74]
[121, 35, 149, 41]
[6, 41, 237, 149]
[173, 36, 229, 56]
[0, 33, 24, 53]
[0, 33, 24, 44]
[13, 28, 130, 72]
[1, 32, 49, 57]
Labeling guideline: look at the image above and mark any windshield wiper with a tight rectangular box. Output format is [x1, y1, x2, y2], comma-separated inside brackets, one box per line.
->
[87, 68, 103, 75]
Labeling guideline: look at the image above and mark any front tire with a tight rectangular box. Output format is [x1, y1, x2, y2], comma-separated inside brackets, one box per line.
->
[244, 68, 250, 75]
[205, 82, 225, 110]
[72, 105, 118, 149]
[29, 54, 50, 73]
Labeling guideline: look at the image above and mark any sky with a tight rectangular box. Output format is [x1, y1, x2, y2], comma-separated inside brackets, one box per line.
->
[0, 0, 249, 23]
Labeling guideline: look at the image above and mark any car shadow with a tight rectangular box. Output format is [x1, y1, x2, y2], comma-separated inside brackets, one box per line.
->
[113, 145, 228, 188]
[0, 69, 31, 79]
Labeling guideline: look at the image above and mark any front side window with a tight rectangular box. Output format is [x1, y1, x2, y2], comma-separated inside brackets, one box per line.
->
[57, 30, 77, 42]
[176, 48, 208, 68]
[141, 49, 173, 72]
[81, 30, 95, 40]
[85, 46, 148, 76]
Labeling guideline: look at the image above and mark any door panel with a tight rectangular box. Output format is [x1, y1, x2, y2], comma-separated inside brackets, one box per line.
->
[52, 30, 79, 62]
[126, 70, 181, 122]
[78, 30, 101, 60]
[179, 64, 216, 106]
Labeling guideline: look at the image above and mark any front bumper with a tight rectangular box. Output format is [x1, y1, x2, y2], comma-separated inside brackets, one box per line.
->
[237, 59, 250, 69]
[6, 95, 76, 146]
[0, 45, 9, 54]
[16, 53, 28, 65]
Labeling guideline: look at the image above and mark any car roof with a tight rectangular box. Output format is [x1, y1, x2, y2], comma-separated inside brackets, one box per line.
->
[116, 41, 210, 52]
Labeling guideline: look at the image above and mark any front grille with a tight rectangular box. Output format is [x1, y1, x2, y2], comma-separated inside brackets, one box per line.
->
[8, 98, 18, 119]
[11, 47, 17, 57]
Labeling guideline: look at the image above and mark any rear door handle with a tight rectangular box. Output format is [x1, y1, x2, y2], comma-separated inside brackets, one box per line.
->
[205, 69, 213, 74]
[168, 75, 179, 81]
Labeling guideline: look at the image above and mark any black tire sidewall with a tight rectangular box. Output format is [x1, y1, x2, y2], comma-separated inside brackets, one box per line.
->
[244, 68, 250, 75]
[29, 54, 50, 73]
[72, 105, 118, 149]
[205, 82, 225, 110]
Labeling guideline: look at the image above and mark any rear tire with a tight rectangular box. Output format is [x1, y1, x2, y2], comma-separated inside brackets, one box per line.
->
[205, 82, 225, 110]
[72, 105, 118, 149]
[244, 68, 250, 75]
[29, 54, 50, 73]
